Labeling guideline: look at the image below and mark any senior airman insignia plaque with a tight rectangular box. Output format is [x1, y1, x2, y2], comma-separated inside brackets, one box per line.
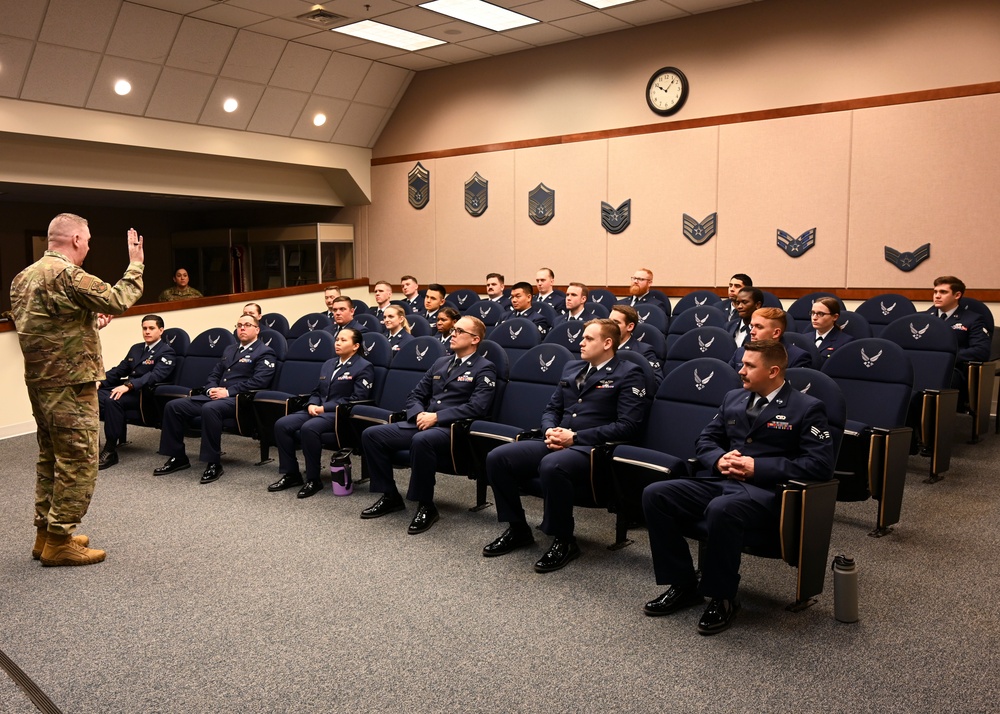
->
[776, 228, 816, 257]
[884, 243, 930, 272]
[683, 213, 717, 245]
[601, 200, 631, 234]
[408, 162, 430, 209]
[465, 172, 488, 216]
[528, 183, 555, 225]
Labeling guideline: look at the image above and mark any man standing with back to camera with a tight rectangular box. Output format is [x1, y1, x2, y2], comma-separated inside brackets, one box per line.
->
[11, 213, 144, 566]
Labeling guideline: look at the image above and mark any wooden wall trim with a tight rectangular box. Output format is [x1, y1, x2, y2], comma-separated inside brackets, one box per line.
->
[372, 81, 1000, 166]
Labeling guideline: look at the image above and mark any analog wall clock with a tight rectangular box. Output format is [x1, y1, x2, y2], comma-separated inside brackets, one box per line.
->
[646, 66, 689, 117]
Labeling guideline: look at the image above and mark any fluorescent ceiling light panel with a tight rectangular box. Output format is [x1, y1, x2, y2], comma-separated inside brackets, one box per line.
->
[332, 20, 445, 51]
[576, 0, 637, 8]
[419, 0, 538, 32]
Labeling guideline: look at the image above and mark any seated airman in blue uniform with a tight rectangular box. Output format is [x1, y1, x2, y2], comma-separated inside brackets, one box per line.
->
[728, 308, 812, 371]
[502, 281, 551, 336]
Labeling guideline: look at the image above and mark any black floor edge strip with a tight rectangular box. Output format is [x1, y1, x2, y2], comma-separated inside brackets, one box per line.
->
[0, 647, 64, 714]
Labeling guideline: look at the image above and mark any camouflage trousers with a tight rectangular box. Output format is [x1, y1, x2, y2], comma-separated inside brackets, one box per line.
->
[27, 382, 99, 535]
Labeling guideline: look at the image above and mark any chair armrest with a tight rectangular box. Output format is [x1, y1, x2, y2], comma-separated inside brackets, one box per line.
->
[388, 410, 408, 423]
[516, 428, 544, 441]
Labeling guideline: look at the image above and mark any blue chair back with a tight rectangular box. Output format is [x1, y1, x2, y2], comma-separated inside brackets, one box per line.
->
[663, 326, 735, 376]
[782, 331, 820, 369]
[855, 294, 917, 337]
[490, 344, 574, 431]
[616, 349, 657, 399]
[760, 290, 782, 308]
[162, 327, 190, 358]
[821, 338, 914, 429]
[544, 321, 586, 355]
[666, 305, 727, 352]
[588, 289, 618, 307]
[288, 313, 332, 340]
[960, 297, 995, 335]
[787, 292, 845, 330]
[881, 314, 958, 393]
[354, 313, 382, 331]
[837, 311, 872, 340]
[785, 367, 848, 460]
[478, 339, 510, 382]
[351, 299, 370, 315]
[259, 329, 287, 361]
[489, 317, 543, 367]
[376, 337, 446, 412]
[360, 332, 392, 402]
[634, 302, 669, 334]
[176, 328, 237, 389]
[631, 323, 667, 361]
[535, 301, 557, 326]
[467, 300, 506, 326]
[672, 290, 722, 317]
[448, 288, 482, 312]
[268, 330, 335, 396]
[260, 313, 290, 337]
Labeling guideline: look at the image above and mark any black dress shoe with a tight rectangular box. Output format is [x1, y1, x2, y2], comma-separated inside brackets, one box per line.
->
[482, 527, 535, 557]
[697, 598, 740, 635]
[533, 538, 581, 573]
[297, 480, 324, 499]
[98, 449, 118, 470]
[407, 504, 439, 535]
[360, 493, 406, 519]
[153, 456, 190, 476]
[643, 585, 703, 617]
[200, 462, 224, 484]
[268, 472, 304, 492]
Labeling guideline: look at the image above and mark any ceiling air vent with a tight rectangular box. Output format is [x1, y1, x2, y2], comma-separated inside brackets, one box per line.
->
[296, 9, 347, 28]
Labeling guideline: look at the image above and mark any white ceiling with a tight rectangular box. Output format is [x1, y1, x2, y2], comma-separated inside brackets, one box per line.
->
[0, 0, 755, 150]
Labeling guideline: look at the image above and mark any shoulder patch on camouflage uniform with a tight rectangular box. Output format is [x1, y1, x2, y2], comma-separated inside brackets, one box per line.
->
[75, 273, 109, 294]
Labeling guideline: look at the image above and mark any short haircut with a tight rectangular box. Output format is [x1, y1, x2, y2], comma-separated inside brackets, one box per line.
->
[511, 281, 534, 296]
[486, 272, 505, 283]
[611, 304, 639, 327]
[538, 267, 555, 280]
[567, 281, 589, 299]
[383, 305, 411, 333]
[243, 302, 261, 315]
[754, 307, 787, 333]
[239, 315, 259, 327]
[934, 275, 966, 295]
[587, 318, 621, 351]
[638, 267, 653, 281]
[400, 274, 417, 284]
[141, 314, 165, 328]
[813, 297, 841, 317]
[331, 295, 353, 307]
[463, 316, 486, 340]
[48, 213, 88, 239]
[731, 273, 753, 286]
[438, 306, 460, 322]
[739, 286, 764, 306]
[744, 338, 787, 371]
[325, 285, 340, 293]
[374, 280, 392, 290]
[426, 283, 447, 299]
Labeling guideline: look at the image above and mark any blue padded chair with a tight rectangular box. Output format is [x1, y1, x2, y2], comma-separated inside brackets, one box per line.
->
[588, 289, 618, 308]
[665, 304, 727, 353]
[882, 314, 959, 483]
[534, 301, 557, 330]
[582, 302, 610, 319]
[287, 313, 332, 350]
[760, 290, 782, 308]
[787, 292, 845, 331]
[837, 311, 872, 340]
[957, 297, 998, 441]
[359, 332, 393, 405]
[466, 300, 507, 327]
[489, 317, 543, 367]
[448, 288, 482, 313]
[631, 323, 667, 361]
[544, 321, 586, 356]
[648, 290, 672, 315]
[153, 327, 237, 422]
[351, 299, 370, 315]
[663, 326, 735, 376]
[354, 313, 382, 332]
[821, 338, 913, 536]
[251, 330, 336, 463]
[672, 290, 722, 317]
[855, 294, 917, 337]
[634, 302, 669, 334]
[259, 329, 287, 361]
[260, 313, 289, 338]
[407, 315, 434, 337]
[782, 331, 821, 369]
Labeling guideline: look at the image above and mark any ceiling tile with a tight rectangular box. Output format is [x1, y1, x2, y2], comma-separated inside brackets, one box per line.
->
[376, 8, 448, 32]
[379, 53, 448, 71]
[86, 57, 162, 114]
[167, 17, 238, 74]
[220, 31, 286, 83]
[38, 0, 121, 53]
[199, 77, 266, 129]
[457, 34, 533, 56]
[353, 62, 412, 107]
[0, 36, 34, 98]
[504, 22, 580, 45]
[127, 0, 219, 13]
[327, 0, 412, 20]
[241, 18, 322, 41]
[20, 44, 102, 107]
[606, 0, 687, 25]
[269, 43, 331, 92]
[191, 3, 272, 28]
[290, 95, 350, 141]
[419, 20, 494, 43]
[414, 43, 490, 64]
[0, 0, 48, 40]
[551, 11, 631, 35]
[339, 42, 420, 61]
[294, 31, 369, 52]
[313, 53, 373, 100]
[512, 0, 588, 22]
[229, 0, 317, 16]
[666, 0, 750, 12]
[145, 66, 215, 122]
[246, 86, 310, 135]
[106, 3, 183, 64]
[331, 102, 389, 146]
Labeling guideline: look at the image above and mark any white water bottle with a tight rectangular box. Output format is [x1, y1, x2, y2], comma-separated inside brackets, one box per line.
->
[832, 554, 859, 623]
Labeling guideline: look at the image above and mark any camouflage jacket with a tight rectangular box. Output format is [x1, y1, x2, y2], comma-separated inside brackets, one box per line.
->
[10, 250, 144, 388]
[158, 285, 203, 302]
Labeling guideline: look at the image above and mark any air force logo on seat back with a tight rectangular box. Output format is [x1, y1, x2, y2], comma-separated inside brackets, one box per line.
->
[465, 172, 488, 217]
[529, 183, 555, 225]
[408, 162, 430, 210]
[683, 212, 717, 245]
[601, 199, 631, 234]
[776, 227, 816, 257]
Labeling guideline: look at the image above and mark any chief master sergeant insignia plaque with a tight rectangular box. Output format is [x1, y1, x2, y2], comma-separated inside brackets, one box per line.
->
[465, 172, 488, 217]
[528, 183, 555, 225]
[408, 162, 430, 209]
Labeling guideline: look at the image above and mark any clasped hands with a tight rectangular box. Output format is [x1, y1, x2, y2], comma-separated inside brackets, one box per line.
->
[717, 450, 755, 481]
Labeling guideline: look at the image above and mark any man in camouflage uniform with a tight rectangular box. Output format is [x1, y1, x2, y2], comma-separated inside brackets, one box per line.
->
[10, 213, 144, 567]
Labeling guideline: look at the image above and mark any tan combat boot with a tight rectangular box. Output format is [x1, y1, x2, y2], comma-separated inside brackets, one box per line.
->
[32, 528, 89, 560]
[39, 532, 106, 567]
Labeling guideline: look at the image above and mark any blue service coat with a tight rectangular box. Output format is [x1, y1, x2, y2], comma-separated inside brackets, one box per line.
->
[401, 351, 497, 427]
[308, 355, 374, 412]
[101, 340, 176, 391]
[502, 306, 550, 335]
[813, 326, 854, 361]
[926, 306, 991, 362]
[728, 340, 812, 371]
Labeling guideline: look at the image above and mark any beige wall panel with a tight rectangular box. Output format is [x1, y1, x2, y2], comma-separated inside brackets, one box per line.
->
[513, 141, 609, 288]
[717, 112, 852, 289]
[848, 93, 1000, 291]
[369, 162, 437, 287]
[433, 151, 516, 287]
[608, 128, 720, 289]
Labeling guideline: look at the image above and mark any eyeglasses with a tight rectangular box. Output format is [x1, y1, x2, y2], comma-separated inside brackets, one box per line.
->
[235, 322, 258, 329]
[449, 326, 472, 337]
[630, 276, 650, 282]
[809, 311, 832, 318]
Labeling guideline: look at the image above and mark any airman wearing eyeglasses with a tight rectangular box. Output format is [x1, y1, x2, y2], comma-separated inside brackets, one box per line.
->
[810, 297, 853, 361]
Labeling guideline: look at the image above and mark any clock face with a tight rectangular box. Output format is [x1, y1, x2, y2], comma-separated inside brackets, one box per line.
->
[646, 67, 688, 116]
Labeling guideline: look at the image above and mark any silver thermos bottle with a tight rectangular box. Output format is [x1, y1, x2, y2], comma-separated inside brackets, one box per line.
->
[832, 554, 859, 623]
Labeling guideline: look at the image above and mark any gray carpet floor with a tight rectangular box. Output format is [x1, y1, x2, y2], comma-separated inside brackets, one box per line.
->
[1, 421, 999, 713]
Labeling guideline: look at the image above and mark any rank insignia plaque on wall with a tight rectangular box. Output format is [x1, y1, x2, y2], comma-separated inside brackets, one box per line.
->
[601, 200, 631, 234]
[884, 243, 930, 272]
[408, 162, 430, 209]
[682, 213, 717, 245]
[776, 227, 816, 257]
[528, 183, 555, 225]
[465, 172, 488, 216]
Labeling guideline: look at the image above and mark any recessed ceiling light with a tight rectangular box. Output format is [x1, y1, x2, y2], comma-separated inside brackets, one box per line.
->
[577, 0, 636, 8]
[332, 20, 445, 51]
[419, 0, 538, 32]
[313, 113, 327, 127]
[223, 98, 238, 113]
[114, 79, 131, 96]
